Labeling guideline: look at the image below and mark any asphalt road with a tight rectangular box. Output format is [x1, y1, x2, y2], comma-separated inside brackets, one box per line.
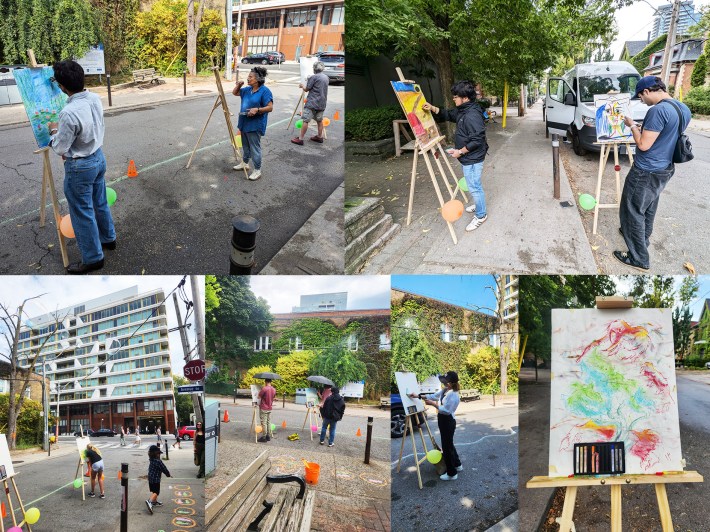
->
[0, 82, 344, 274]
[10, 438, 203, 532]
[560, 126, 710, 274]
[391, 401, 518, 532]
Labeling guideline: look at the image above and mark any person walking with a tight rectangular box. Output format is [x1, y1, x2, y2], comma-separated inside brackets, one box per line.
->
[232, 67, 274, 181]
[120, 426, 125, 446]
[319, 386, 345, 447]
[291, 61, 329, 145]
[145, 445, 171, 514]
[615, 76, 692, 271]
[47, 60, 116, 274]
[195, 422, 205, 479]
[172, 428, 182, 449]
[85, 443, 106, 498]
[156, 427, 162, 443]
[258, 379, 277, 443]
[423, 80, 489, 232]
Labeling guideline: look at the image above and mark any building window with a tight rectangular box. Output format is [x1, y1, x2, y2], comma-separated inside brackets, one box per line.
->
[245, 34, 277, 55]
[143, 400, 163, 412]
[440, 323, 452, 343]
[115, 402, 133, 413]
[322, 4, 344, 25]
[254, 336, 272, 351]
[285, 7, 318, 27]
[291, 337, 303, 351]
[245, 10, 280, 30]
[94, 403, 110, 414]
[347, 334, 358, 351]
[379, 332, 391, 351]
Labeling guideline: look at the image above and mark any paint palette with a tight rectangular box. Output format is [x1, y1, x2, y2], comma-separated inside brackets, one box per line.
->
[573, 442, 625, 475]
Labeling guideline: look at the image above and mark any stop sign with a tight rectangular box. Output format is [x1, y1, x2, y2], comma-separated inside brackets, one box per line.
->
[183, 359, 206, 381]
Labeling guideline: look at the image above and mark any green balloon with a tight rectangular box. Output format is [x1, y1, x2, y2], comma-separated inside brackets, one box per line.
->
[295, 119, 303, 129]
[270, 423, 276, 431]
[106, 187, 117, 206]
[73, 478, 83, 488]
[579, 193, 597, 211]
[458, 177, 468, 192]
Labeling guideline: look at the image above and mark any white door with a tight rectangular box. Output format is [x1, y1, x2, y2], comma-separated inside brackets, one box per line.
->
[545, 77, 576, 135]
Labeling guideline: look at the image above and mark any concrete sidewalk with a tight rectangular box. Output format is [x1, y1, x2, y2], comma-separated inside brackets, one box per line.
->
[349, 103, 596, 274]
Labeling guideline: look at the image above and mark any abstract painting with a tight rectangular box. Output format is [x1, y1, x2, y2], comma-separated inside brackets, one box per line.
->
[594, 93, 633, 143]
[549, 308, 682, 477]
[391, 81, 440, 148]
[12, 66, 67, 149]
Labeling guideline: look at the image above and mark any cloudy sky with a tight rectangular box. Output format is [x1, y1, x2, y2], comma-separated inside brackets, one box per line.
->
[0, 276, 202, 375]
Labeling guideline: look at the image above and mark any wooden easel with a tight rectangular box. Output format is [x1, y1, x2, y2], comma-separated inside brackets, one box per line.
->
[591, 140, 634, 235]
[301, 402, 321, 442]
[395, 408, 441, 489]
[287, 91, 304, 130]
[527, 471, 703, 532]
[26, 49, 69, 268]
[74, 426, 87, 501]
[394, 68, 468, 245]
[1, 476, 33, 532]
[186, 67, 248, 179]
[249, 401, 259, 443]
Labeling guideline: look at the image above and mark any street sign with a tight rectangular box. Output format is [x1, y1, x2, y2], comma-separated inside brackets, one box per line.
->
[75, 44, 106, 75]
[177, 385, 204, 395]
[183, 359, 206, 381]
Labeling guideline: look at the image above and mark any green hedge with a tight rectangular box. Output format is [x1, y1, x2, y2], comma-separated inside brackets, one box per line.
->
[685, 87, 710, 115]
[690, 52, 707, 88]
[682, 356, 710, 368]
[630, 35, 667, 73]
[345, 106, 404, 142]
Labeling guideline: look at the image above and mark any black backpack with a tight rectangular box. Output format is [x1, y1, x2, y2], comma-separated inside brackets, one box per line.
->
[661, 99, 693, 163]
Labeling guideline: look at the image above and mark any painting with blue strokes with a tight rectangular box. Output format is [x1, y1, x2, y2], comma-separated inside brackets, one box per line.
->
[12, 66, 67, 148]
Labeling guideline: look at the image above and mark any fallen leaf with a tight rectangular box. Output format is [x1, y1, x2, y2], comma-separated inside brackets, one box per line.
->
[141, 268, 145, 275]
[47, 244, 54, 249]
[683, 262, 696, 274]
[591, 245, 599, 251]
[422, 229, 430, 233]
[176, 245, 182, 250]
[390, 196, 399, 202]
[385, 174, 393, 180]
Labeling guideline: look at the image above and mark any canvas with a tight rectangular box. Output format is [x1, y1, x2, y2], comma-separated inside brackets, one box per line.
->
[395, 372, 424, 414]
[594, 93, 633, 143]
[0, 435, 16, 479]
[549, 308, 683, 477]
[250, 384, 261, 404]
[12, 66, 67, 149]
[391, 81, 440, 148]
[299, 56, 318, 86]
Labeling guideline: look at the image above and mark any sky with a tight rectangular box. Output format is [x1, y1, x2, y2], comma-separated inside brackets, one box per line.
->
[248, 276, 391, 313]
[0, 276, 202, 375]
[391, 275, 499, 316]
[611, 0, 708, 59]
[611, 275, 710, 320]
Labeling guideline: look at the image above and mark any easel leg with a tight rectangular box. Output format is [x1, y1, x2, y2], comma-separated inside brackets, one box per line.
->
[654, 483, 674, 532]
[186, 97, 221, 169]
[431, 145, 456, 200]
[610, 484, 622, 532]
[44, 150, 69, 268]
[422, 150, 457, 245]
[626, 142, 634, 166]
[437, 144, 468, 204]
[396, 417, 408, 473]
[613, 143, 621, 205]
[592, 145, 607, 235]
[10, 477, 32, 532]
[558, 486, 577, 532]
[407, 417, 423, 490]
[75, 458, 86, 501]
[39, 164, 47, 227]
[287, 92, 304, 130]
[406, 145, 419, 226]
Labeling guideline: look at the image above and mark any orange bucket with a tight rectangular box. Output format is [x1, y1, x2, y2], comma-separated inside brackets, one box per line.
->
[304, 462, 320, 485]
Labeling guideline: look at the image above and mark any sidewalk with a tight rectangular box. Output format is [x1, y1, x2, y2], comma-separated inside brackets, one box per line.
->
[12, 442, 76, 468]
[348, 104, 596, 274]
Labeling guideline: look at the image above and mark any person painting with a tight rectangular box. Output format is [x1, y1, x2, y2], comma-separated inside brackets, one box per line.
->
[616, 76, 692, 271]
[47, 60, 116, 274]
[423, 80, 489, 232]
[85, 443, 105, 498]
[258, 378, 277, 443]
[411, 371, 462, 481]
[291, 61, 329, 145]
[232, 67, 274, 181]
[194, 421, 205, 479]
[319, 386, 345, 447]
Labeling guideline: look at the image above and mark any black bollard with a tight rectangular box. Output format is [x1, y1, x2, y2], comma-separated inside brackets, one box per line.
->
[552, 133, 560, 199]
[164, 440, 169, 460]
[120, 463, 129, 532]
[107, 74, 112, 107]
[364, 416, 374, 465]
[183, 70, 187, 96]
[230, 215, 260, 274]
[283, 392, 286, 408]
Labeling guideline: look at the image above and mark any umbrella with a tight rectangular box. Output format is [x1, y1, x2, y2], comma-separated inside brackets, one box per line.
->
[307, 375, 335, 386]
[253, 372, 282, 380]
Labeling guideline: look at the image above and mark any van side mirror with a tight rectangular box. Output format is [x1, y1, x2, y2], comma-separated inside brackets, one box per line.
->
[564, 93, 576, 106]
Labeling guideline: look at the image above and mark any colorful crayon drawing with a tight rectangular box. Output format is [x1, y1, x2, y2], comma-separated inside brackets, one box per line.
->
[549, 308, 682, 477]
[391, 81, 440, 147]
[594, 93, 633, 143]
[12, 66, 67, 149]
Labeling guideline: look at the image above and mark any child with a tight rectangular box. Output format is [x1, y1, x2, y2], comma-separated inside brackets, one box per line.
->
[85, 443, 105, 498]
[145, 445, 171, 514]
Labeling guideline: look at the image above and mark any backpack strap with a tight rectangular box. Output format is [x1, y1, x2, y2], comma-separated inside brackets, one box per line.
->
[660, 99, 686, 137]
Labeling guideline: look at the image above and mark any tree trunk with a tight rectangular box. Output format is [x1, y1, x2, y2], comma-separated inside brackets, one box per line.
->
[421, 38, 455, 140]
[186, 0, 205, 76]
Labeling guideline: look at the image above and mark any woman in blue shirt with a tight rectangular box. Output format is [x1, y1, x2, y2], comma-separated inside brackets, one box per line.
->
[232, 67, 274, 181]
[422, 371, 462, 481]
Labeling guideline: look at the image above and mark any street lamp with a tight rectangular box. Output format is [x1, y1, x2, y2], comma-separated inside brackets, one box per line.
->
[101, 418, 104, 430]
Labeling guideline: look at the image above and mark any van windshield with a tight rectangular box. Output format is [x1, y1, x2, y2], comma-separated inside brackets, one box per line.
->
[578, 74, 641, 102]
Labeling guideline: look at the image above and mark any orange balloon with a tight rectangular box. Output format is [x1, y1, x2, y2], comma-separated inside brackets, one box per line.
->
[441, 200, 464, 222]
[323, 117, 331, 127]
[60, 214, 75, 238]
[255, 425, 263, 433]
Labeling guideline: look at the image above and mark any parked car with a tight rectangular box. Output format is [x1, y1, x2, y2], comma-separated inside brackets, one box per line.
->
[241, 53, 277, 65]
[705, 361, 710, 369]
[178, 425, 196, 440]
[92, 428, 117, 437]
[317, 51, 345, 83]
[545, 61, 649, 156]
[73, 429, 95, 437]
[265, 51, 285, 64]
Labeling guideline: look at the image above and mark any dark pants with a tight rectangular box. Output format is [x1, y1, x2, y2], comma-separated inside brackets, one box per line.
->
[619, 162, 675, 267]
[438, 413, 461, 476]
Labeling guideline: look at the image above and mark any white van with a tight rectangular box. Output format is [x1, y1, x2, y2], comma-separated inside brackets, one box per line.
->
[545, 61, 649, 155]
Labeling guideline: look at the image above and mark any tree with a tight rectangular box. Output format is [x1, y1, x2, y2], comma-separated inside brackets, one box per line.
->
[52, 0, 99, 61]
[173, 375, 194, 426]
[204, 275, 221, 314]
[690, 51, 707, 88]
[186, 0, 205, 76]
[628, 275, 676, 308]
[28, 0, 53, 64]
[310, 345, 367, 387]
[391, 321, 441, 383]
[688, 5, 710, 38]
[89, 0, 139, 74]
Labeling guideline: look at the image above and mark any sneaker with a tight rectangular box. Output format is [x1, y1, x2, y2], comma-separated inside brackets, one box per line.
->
[439, 473, 458, 481]
[310, 135, 324, 143]
[154, 501, 163, 506]
[233, 161, 250, 171]
[100, 493, 105, 499]
[89, 492, 96, 498]
[291, 137, 304, 145]
[257, 436, 267, 443]
[465, 215, 488, 231]
[145, 500, 153, 514]
[464, 204, 476, 213]
[265, 435, 271, 441]
[456, 465, 464, 472]
[612, 250, 649, 272]
[328, 442, 334, 447]
[248, 169, 262, 181]
[319, 440, 325, 445]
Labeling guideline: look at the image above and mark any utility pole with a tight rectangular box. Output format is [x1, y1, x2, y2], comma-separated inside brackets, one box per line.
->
[173, 291, 203, 425]
[225, 0, 233, 81]
[660, 0, 681, 86]
[190, 275, 206, 424]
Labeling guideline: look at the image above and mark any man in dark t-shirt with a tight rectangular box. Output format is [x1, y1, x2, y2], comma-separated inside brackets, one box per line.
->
[614, 76, 692, 271]
[292, 61, 329, 145]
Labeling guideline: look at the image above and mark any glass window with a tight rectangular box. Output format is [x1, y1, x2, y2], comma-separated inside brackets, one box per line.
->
[578, 74, 640, 103]
[379, 332, 391, 351]
[440, 323, 452, 343]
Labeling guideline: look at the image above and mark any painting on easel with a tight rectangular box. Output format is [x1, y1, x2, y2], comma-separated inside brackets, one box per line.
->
[390, 81, 439, 147]
[0, 435, 16, 479]
[12, 66, 67, 148]
[549, 308, 683, 477]
[594, 93, 633, 143]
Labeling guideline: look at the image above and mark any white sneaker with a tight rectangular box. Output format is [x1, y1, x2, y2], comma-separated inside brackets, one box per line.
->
[440, 473, 458, 481]
[233, 161, 250, 171]
[465, 204, 476, 213]
[456, 465, 464, 472]
[465, 215, 488, 231]
[247, 169, 262, 181]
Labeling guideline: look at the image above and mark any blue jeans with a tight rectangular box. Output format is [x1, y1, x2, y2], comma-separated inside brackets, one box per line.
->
[320, 417, 337, 445]
[619, 163, 675, 267]
[241, 131, 262, 170]
[63, 148, 116, 264]
[462, 161, 486, 218]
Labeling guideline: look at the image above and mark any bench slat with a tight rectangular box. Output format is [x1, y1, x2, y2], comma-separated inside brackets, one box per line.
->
[206, 451, 267, 526]
[262, 487, 297, 531]
[208, 461, 270, 530]
[298, 490, 316, 532]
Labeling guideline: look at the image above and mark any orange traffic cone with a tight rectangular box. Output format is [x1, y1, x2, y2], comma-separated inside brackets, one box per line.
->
[333, 110, 340, 121]
[127, 160, 138, 178]
[117, 470, 122, 480]
[356, 428, 362, 437]
[1, 502, 6, 518]
[223, 410, 230, 423]
[281, 420, 287, 428]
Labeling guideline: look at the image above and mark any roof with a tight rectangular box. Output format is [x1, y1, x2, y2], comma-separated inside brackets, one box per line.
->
[622, 40, 651, 59]
[272, 309, 390, 321]
[643, 38, 705, 72]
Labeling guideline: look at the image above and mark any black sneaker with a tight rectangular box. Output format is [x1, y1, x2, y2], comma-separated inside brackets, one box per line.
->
[89, 492, 96, 498]
[154, 501, 163, 506]
[266, 435, 271, 441]
[145, 500, 153, 514]
[100, 493, 105, 499]
[257, 437, 267, 443]
[612, 250, 649, 272]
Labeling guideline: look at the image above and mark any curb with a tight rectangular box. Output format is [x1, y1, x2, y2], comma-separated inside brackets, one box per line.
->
[484, 510, 519, 532]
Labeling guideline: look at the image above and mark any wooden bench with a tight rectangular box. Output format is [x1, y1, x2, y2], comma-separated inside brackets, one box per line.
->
[206, 451, 315, 531]
[380, 396, 391, 409]
[460, 388, 481, 401]
[132, 68, 164, 85]
[393, 119, 416, 157]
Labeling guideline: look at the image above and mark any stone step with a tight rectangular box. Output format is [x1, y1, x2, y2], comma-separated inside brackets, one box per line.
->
[345, 214, 401, 274]
[344, 197, 385, 245]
